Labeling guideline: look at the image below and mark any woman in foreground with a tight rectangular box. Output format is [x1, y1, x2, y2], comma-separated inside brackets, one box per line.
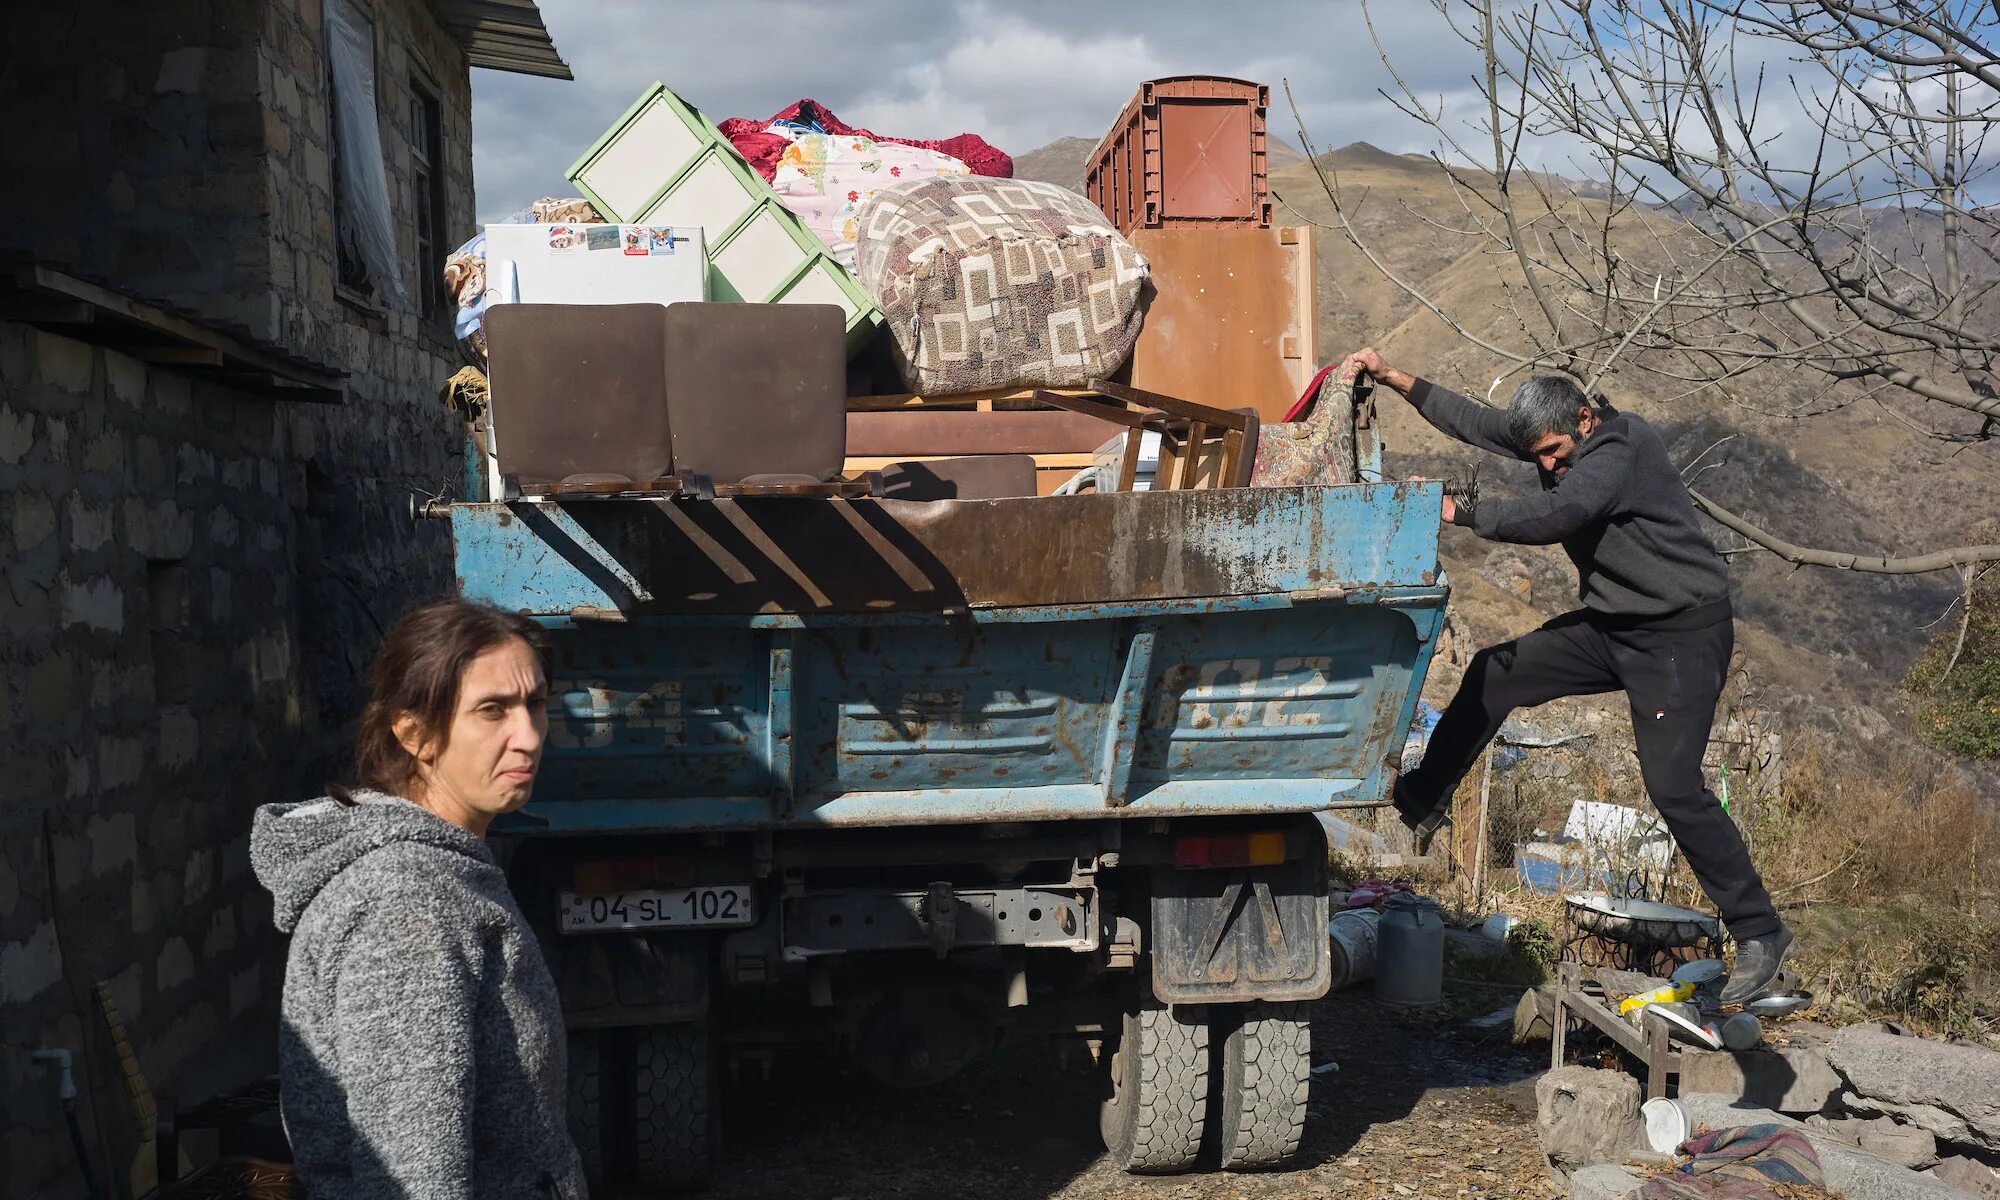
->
[251, 599, 585, 1199]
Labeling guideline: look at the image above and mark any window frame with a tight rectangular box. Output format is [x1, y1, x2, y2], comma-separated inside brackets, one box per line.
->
[408, 74, 447, 318]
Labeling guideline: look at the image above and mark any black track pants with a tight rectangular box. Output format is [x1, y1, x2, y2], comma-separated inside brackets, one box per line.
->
[1399, 609, 1780, 940]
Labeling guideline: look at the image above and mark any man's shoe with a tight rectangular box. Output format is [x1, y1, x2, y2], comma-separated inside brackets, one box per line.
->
[1720, 926, 1795, 1005]
[1392, 781, 1449, 858]
[1408, 807, 1449, 858]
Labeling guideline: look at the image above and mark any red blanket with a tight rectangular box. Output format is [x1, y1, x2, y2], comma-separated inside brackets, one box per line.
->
[718, 99, 1013, 182]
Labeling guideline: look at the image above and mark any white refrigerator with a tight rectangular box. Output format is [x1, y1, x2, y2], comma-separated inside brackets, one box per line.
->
[481, 222, 707, 306]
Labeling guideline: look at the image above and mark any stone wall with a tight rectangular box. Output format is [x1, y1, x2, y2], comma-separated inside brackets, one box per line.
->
[0, 0, 477, 360]
[0, 0, 486, 1194]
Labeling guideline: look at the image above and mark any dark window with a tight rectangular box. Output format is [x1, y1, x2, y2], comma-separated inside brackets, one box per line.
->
[325, 0, 394, 300]
[326, 1, 376, 296]
[411, 85, 446, 315]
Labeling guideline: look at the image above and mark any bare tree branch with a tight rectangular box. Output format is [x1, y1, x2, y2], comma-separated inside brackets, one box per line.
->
[1689, 491, 2000, 572]
[1297, 0, 2000, 575]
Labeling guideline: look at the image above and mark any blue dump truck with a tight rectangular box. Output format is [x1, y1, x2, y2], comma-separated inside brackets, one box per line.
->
[432, 451, 1445, 1189]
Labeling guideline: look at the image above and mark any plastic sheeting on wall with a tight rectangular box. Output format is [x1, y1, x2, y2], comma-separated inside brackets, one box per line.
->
[325, 0, 404, 298]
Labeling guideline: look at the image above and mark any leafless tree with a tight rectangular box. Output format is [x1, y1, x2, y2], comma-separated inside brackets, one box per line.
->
[1290, 0, 2000, 573]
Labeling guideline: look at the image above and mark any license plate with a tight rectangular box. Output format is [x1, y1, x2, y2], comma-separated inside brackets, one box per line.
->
[558, 886, 755, 933]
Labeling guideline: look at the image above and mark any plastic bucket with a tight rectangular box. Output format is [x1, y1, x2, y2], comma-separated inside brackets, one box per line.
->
[1328, 909, 1381, 991]
[1375, 894, 1445, 1007]
[1642, 1097, 1691, 1154]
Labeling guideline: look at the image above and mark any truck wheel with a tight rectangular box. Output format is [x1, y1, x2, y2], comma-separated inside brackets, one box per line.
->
[566, 1030, 606, 1189]
[1099, 1000, 1209, 1174]
[1214, 1001, 1313, 1170]
[631, 1020, 714, 1192]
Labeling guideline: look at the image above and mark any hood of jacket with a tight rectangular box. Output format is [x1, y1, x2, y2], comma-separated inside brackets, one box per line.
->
[250, 789, 494, 933]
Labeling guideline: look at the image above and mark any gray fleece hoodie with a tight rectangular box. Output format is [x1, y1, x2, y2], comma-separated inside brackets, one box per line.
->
[251, 791, 586, 1200]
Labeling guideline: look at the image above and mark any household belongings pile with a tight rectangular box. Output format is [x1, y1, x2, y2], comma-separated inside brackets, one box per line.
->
[450, 74, 1346, 500]
[718, 99, 1012, 271]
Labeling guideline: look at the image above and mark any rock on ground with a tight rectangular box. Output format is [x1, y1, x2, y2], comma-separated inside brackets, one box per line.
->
[1515, 986, 1556, 1045]
[1567, 1163, 1646, 1200]
[1933, 1154, 2000, 1199]
[1537, 1066, 1647, 1185]
[1806, 1113, 1939, 1169]
[1829, 1026, 2000, 1152]
[1676, 1046, 1842, 1115]
[1678, 1092, 1968, 1200]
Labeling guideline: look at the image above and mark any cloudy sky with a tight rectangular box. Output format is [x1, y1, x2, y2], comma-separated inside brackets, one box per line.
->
[468, 0, 1489, 220]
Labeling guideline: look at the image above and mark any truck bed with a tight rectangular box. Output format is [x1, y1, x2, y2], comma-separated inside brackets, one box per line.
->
[448, 484, 1446, 834]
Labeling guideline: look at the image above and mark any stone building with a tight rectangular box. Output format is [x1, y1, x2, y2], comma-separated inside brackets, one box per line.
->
[0, 3, 567, 1194]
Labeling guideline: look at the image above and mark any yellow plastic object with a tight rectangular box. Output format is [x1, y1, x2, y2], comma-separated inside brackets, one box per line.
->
[1619, 980, 1696, 1016]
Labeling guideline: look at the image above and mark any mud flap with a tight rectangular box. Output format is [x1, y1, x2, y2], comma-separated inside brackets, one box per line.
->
[1149, 856, 1330, 1003]
[555, 933, 710, 1028]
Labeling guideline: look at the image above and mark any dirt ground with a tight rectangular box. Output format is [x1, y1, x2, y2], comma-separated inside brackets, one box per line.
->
[696, 990, 1561, 1200]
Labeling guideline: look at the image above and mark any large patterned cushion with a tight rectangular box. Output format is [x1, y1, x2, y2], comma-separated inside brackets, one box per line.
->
[853, 177, 1149, 395]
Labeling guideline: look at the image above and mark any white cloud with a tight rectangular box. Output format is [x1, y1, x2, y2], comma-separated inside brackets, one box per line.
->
[846, 3, 1168, 151]
[472, 0, 1975, 223]
[468, 0, 1491, 221]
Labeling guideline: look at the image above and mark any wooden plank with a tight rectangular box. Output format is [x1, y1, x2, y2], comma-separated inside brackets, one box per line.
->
[118, 346, 226, 366]
[847, 387, 1097, 412]
[1117, 431, 1142, 493]
[1122, 226, 1307, 421]
[1553, 962, 1574, 1069]
[1221, 427, 1246, 490]
[1088, 380, 1253, 431]
[1180, 421, 1208, 490]
[1030, 390, 1152, 430]
[1155, 430, 1185, 493]
[1646, 1012, 1670, 1100]
[844, 453, 1094, 471]
[5, 263, 345, 398]
[1289, 225, 1320, 395]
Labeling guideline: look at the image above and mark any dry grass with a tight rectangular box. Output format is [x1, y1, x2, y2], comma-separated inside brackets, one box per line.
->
[1339, 729, 2000, 1037]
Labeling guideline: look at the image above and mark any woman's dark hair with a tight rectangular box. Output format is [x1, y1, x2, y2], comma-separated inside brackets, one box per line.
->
[353, 599, 548, 795]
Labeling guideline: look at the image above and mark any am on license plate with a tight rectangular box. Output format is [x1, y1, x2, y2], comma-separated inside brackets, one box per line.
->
[559, 886, 755, 933]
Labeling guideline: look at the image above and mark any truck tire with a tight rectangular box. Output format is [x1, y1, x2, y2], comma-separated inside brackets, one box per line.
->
[631, 1020, 714, 1192]
[1100, 1000, 1209, 1174]
[566, 1030, 606, 1189]
[1214, 1001, 1313, 1170]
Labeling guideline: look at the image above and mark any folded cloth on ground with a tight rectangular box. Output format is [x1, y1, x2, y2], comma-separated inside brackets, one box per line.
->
[853, 176, 1148, 394]
[1641, 1125, 1827, 1200]
[441, 197, 604, 368]
[719, 98, 1012, 182]
[770, 131, 971, 269]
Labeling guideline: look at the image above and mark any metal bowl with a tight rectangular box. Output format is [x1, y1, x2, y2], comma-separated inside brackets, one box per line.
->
[1567, 895, 1721, 948]
[1746, 992, 1814, 1018]
[1647, 1002, 1723, 1049]
[1671, 958, 1727, 986]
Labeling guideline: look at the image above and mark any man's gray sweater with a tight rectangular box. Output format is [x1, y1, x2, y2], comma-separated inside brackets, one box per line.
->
[1409, 379, 1731, 623]
[251, 791, 586, 1200]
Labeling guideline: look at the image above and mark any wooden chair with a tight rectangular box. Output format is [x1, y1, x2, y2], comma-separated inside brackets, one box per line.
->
[1030, 380, 1261, 492]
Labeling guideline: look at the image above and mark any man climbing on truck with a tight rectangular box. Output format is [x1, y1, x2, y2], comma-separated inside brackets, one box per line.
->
[1341, 347, 1792, 1005]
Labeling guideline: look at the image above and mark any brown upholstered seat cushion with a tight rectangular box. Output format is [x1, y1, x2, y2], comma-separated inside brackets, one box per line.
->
[665, 302, 847, 486]
[484, 303, 671, 490]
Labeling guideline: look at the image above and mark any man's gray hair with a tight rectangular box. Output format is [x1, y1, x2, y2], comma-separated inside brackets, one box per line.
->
[1507, 375, 1593, 451]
